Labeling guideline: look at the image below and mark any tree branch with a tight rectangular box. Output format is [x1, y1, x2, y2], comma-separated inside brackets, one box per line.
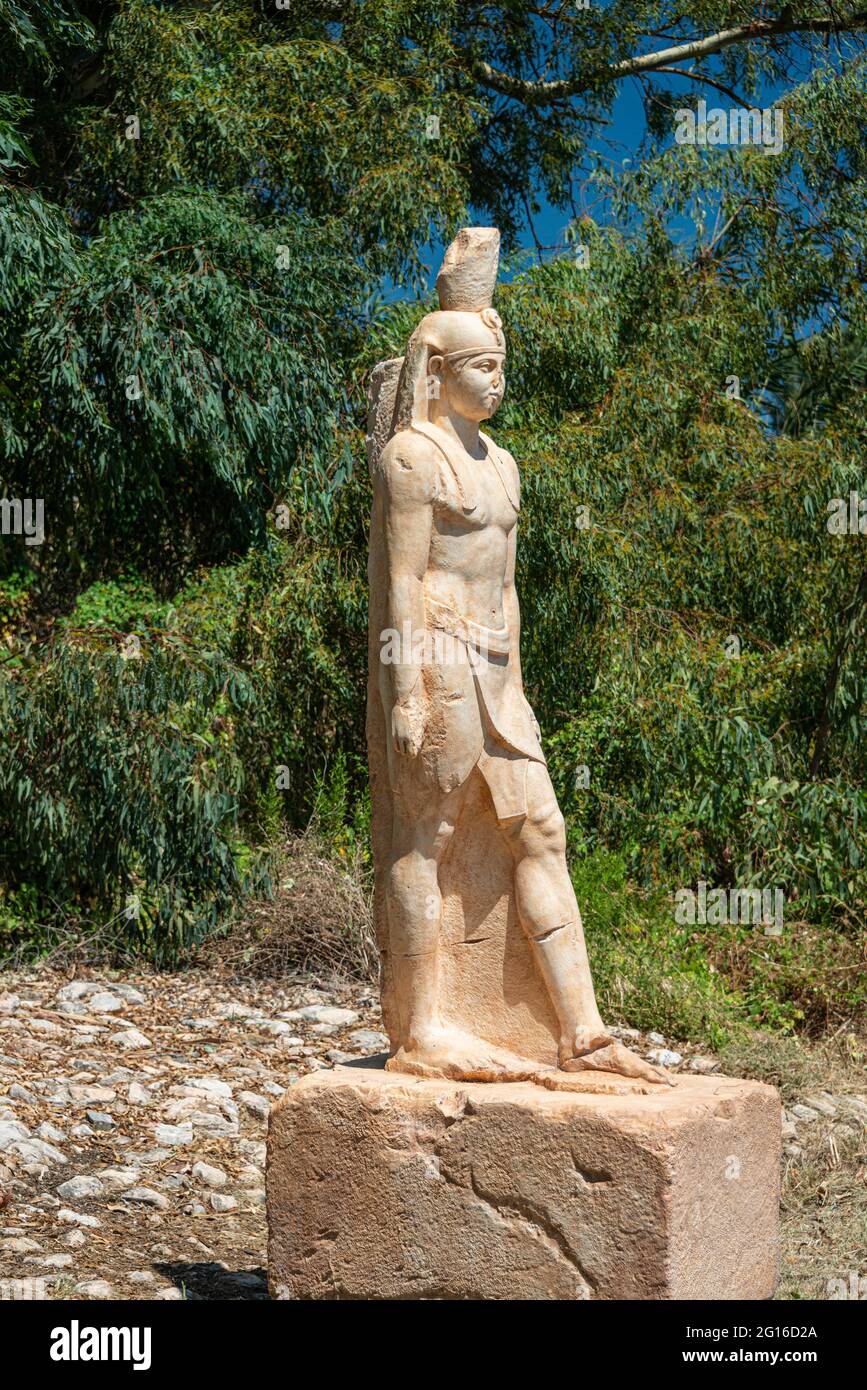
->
[473, 13, 867, 103]
[648, 65, 751, 109]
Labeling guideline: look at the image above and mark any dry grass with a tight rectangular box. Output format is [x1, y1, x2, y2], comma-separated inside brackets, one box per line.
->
[203, 831, 377, 983]
[719, 1030, 867, 1300]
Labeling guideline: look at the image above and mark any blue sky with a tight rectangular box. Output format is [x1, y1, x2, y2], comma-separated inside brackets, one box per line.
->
[410, 55, 802, 294]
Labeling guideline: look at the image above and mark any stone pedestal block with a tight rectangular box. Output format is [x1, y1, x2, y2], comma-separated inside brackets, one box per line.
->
[267, 1064, 780, 1300]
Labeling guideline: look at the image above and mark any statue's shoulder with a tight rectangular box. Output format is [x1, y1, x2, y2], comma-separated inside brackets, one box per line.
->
[376, 428, 440, 503]
[485, 436, 521, 503]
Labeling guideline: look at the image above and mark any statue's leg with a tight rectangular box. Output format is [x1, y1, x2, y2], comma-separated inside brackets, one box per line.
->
[503, 762, 672, 1085]
[385, 783, 462, 1051]
[385, 773, 547, 1081]
[501, 762, 607, 1051]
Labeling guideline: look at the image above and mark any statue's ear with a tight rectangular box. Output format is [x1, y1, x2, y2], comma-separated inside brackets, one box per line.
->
[428, 354, 444, 377]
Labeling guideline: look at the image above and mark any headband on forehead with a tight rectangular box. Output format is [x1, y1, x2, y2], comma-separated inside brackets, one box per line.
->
[442, 345, 506, 363]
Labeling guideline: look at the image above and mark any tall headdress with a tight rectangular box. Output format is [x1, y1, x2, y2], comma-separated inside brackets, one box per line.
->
[366, 228, 503, 470]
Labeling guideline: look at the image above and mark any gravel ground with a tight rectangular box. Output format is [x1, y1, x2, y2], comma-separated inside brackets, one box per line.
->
[0, 968, 863, 1300]
[0, 968, 385, 1300]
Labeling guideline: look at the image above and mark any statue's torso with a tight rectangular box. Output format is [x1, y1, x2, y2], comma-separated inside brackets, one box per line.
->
[414, 424, 519, 630]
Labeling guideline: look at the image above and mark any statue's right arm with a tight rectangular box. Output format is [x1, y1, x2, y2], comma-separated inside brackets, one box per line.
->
[377, 433, 437, 756]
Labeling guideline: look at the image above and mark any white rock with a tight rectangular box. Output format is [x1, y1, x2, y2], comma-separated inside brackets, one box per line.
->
[210, 1193, 237, 1212]
[237, 1091, 270, 1121]
[258, 1020, 291, 1036]
[128, 1270, 154, 1284]
[96, 1167, 139, 1192]
[1, 1236, 41, 1252]
[155, 1287, 183, 1300]
[110, 1030, 151, 1049]
[62, 1229, 87, 1248]
[188, 1077, 233, 1099]
[0, 994, 20, 1014]
[790, 1104, 820, 1123]
[40, 1253, 74, 1268]
[236, 1166, 265, 1189]
[57, 1208, 101, 1228]
[9, 1084, 37, 1103]
[646, 1031, 666, 1045]
[11, 1138, 68, 1166]
[295, 1006, 359, 1026]
[86, 1111, 116, 1131]
[88, 993, 123, 1013]
[128, 1083, 152, 1105]
[191, 1161, 228, 1189]
[347, 1029, 389, 1051]
[646, 1048, 683, 1068]
[688, 1056, 720, 1074]
[36, 1122, 66, 1143]
[0, 1120, 30, 1150]
[57, 1175, 104, 1200]
[154, 1124, 193, 1147]
[123, 1187, 170, 1210]
[189, 1112, 238, 1137]
[74, 1279, 114, 1297]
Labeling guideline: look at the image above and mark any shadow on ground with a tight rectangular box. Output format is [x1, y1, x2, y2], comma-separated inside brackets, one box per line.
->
[156, 1262, 269, 1300]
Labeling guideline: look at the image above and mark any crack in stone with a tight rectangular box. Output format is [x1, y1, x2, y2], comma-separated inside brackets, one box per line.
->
[374, 1100, 597, 1297]
[571, 1154, 613, 1186]
[437, 1154, 594, 1297]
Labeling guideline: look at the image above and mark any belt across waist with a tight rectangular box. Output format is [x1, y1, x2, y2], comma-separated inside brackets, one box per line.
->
[426, 599, 511, 658]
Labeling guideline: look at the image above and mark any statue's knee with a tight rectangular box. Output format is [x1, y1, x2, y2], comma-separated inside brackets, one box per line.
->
[530, 803, 566, 855]
[388, 849, 437, 906]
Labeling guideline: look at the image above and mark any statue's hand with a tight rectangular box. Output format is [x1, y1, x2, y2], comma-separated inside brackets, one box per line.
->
[391, 698, 425, 757]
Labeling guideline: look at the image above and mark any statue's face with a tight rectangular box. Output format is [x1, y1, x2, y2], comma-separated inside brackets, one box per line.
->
[432, 349, 506, 422]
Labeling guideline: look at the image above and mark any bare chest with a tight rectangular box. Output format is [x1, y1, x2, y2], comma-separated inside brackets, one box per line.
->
[432, 456, 517, 536]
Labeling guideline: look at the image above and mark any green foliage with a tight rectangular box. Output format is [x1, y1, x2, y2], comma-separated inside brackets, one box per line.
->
[1, 1, 865, 1043]
[571, 851, 742, 1046]
[60, 574, 171, 633]
[0, 632, 261, 962]
[1, 189, 360, 594]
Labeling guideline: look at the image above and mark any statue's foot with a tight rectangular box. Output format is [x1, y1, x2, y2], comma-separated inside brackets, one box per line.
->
[560, 1037, 675, 1087]
[386, 1026, 542, 1083]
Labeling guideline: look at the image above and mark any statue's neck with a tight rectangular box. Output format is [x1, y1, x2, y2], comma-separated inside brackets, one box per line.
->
[427, 402, 483, 458]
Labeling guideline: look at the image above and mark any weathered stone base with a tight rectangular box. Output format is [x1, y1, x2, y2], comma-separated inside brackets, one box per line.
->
[267, 1063, 780, 1300]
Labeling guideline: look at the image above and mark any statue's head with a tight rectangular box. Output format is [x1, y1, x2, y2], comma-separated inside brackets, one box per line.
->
[423, 307, 506, 423]
[394, 228, 506, 430]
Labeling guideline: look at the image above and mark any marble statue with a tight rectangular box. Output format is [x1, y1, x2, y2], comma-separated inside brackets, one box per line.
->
[366, 228, 668, 1088]
[265, 229, 781, 1304]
